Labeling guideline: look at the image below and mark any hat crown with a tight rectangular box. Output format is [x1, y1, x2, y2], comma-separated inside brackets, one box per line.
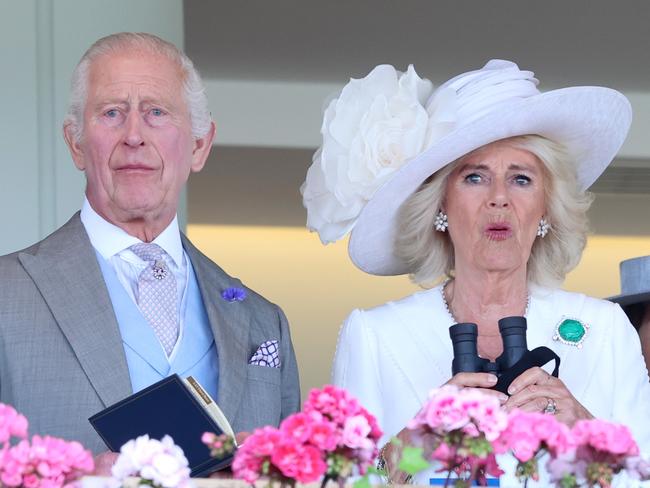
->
[619, 256, 650, 295]
[428, 59, 540, 127]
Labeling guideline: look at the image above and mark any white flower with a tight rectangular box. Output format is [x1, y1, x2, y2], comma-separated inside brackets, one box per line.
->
[301, 64, 443, 244]
[111, 435, 192, 488]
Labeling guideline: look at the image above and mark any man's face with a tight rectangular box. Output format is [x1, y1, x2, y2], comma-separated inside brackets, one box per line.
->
[64, 49, 214, 228]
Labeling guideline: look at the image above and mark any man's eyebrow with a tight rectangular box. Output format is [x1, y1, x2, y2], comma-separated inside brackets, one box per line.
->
[92, 99, 129, 109]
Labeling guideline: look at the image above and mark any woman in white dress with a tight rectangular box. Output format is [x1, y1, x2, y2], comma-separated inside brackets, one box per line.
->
[301, 60, 650, 485]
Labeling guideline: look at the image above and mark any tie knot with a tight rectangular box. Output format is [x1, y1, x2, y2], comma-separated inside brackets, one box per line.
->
[130, 242, 165, 263]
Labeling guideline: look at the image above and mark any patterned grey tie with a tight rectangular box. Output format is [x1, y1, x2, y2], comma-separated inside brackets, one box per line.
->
[130, 243, 179, 356]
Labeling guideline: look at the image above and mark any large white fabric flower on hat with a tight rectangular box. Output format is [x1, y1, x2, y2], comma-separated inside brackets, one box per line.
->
[301, 65, 439, 244]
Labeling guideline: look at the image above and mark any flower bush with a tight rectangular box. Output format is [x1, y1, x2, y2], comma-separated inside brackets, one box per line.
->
[230, 385, 382, 485]
[0, 403, 94, 488]
[548, 419, 645, 488]
[406, 385, 508, 486]
[402, 386, 650, 487]
[110, 434, 191, 488]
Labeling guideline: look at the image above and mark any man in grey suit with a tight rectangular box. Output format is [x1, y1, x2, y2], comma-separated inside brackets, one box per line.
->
[0, 32, 300, 468]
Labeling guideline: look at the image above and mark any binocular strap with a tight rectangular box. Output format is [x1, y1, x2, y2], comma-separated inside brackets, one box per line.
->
[494, 346, 561, 395]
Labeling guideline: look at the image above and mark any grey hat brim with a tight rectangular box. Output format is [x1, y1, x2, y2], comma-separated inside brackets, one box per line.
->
[607, 290, 650, 307]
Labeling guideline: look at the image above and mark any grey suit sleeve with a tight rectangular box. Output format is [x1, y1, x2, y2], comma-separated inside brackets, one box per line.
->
[276, 305, 301, 419]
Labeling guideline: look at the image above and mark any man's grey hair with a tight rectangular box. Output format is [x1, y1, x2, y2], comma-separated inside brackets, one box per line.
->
[64, 32, 211, 141]
[395, 135, 593, 288]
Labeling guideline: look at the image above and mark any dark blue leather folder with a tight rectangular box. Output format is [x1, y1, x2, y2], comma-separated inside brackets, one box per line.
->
[89, 374, 234, 477]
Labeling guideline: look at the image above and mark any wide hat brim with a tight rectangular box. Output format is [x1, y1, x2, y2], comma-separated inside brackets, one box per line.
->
[349, 86, 631, 276]
[607, 291, 650, 308]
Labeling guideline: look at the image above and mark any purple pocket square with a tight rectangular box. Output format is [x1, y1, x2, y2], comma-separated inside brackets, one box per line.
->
[249, 339, 280, 368]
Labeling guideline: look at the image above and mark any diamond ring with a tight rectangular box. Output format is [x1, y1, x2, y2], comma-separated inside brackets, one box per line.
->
[543, 397, 557, 415]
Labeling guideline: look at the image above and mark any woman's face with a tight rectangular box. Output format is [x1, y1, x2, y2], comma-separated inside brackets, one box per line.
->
[443, 140, 546, 276]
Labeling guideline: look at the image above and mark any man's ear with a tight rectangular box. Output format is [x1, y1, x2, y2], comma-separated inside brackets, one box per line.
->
[63, 123, 86, 171]
[190, 121, 216, 173]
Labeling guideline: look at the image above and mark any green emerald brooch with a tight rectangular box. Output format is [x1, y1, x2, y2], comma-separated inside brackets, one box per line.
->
[553, 317, 589, 348]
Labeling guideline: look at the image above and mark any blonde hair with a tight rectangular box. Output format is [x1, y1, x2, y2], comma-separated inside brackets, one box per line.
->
[395, 135, 593, 287]
[64, 32, 211, 141]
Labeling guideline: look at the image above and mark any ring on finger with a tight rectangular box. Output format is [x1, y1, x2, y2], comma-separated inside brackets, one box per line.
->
[543, 397, 557, 415]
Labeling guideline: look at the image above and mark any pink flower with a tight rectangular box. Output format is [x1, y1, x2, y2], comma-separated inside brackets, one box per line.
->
[304, 385, 352, 425]
[0, 403, 28, 444]
[244, 426, 284, 457]
[0, 435, 94, 488]
[407, 386, 512, 484]
[232, 426, 285, 483]
[545, 419, 647, 487]
[280, 412, 314, 443]
[341, 415, 373, 450]
[308, 417, 339, 451]
[272, 442, 327, 483]
[409, 385, 508, 441]
[572, 419, 639, 457]
[232, 385, 382, 485]
[231, 447, 264, 483]
[494, 410, 572, 461]
[201, 432, 216, 445]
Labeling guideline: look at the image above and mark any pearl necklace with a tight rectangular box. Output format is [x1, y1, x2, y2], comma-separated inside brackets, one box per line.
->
[440, 279, 531, 324]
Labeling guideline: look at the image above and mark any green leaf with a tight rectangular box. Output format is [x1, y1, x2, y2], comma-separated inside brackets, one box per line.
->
[559, 474, 578, 488]
[398, 446, 430, 475]
[389, 436, 403, 448]
[353, 474, 372, 488]
[364, 466, 383, 476]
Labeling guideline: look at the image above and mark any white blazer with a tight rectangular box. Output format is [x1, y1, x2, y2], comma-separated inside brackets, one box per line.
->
[333, 285, 650, 486]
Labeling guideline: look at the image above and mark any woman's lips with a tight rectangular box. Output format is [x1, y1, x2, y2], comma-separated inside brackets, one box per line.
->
[484, 223, 512, 240]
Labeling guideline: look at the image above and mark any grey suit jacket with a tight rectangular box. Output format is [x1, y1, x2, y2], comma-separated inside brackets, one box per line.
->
[0, 213, 300, 453]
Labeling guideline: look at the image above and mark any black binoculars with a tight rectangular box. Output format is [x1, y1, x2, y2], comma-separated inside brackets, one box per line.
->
[449, 316, 560, 394]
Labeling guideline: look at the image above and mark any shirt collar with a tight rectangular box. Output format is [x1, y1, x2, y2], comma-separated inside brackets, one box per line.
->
[80, 197, 184, 267]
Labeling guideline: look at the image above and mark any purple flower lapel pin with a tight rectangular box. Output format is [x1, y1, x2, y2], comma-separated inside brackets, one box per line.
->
[221, 286, 247, 303]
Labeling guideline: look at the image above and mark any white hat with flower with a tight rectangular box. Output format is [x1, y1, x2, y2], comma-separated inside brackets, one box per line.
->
[300, 59, 631, 276]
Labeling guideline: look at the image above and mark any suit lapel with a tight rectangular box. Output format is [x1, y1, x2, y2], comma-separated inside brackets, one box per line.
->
[18, 214, 132, 407]
[182, 236, 250, 424]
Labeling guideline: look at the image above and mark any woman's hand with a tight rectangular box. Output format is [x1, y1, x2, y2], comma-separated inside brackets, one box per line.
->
[445, 372, 509, 405]
[379, 427, 441, 484]
[504, 367, 593, 426]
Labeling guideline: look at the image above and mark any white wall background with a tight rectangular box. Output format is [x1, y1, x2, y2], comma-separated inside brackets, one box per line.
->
[0, 0, 183, 255]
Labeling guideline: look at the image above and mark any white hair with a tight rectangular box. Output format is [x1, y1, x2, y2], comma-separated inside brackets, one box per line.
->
[395, 135, 593, 288]
[64, 32, 211, 141]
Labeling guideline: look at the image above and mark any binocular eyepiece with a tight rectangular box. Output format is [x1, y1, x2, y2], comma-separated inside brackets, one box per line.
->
[449, 316, 528, 377]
